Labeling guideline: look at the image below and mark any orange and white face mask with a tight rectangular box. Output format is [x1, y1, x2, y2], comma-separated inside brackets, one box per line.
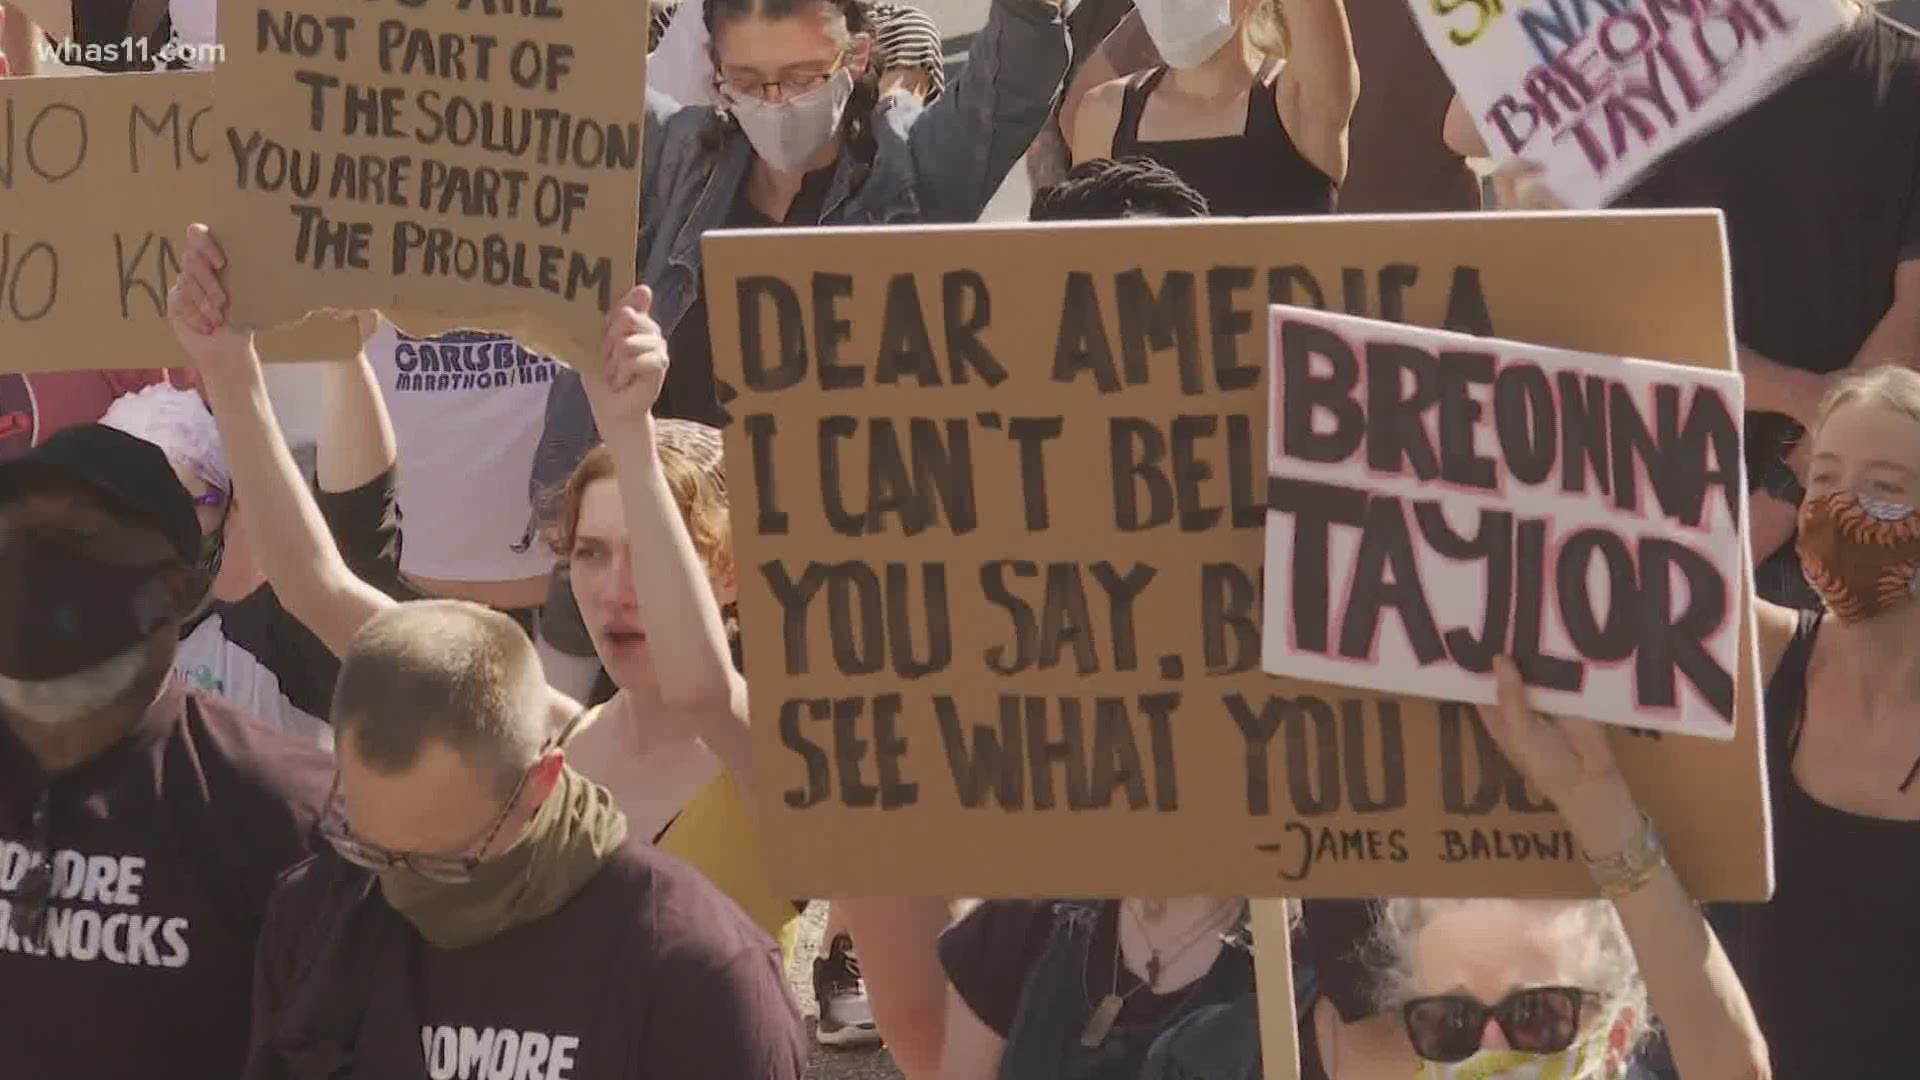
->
[1797, 492, 1920, 622]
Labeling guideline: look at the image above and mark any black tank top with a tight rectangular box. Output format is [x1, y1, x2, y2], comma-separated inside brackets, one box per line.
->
[1716, 610, 1920, 1078]
[1111, 62, 1335, 218]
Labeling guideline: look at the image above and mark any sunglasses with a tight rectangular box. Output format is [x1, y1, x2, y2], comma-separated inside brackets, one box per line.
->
[1403, 986, 1594, 1063]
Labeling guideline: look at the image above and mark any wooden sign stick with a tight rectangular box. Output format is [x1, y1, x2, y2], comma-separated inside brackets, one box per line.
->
[1252, 900, 1302, 1080]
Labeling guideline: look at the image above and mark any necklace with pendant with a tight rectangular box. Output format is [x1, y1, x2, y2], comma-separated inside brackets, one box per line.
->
[1079, 900, 1236, 1048]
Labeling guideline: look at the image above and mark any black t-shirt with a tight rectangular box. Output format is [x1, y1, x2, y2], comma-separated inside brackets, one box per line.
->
[660, 165, 839, 428]
[1618, 11, 1920, 377]
[251, 842, 806, 1079]
[0, 679, 332, 1080]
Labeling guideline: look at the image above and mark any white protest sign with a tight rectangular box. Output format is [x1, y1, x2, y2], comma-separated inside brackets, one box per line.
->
[1416, 0, 1852, 207]
[1261, 306, 1747, 740]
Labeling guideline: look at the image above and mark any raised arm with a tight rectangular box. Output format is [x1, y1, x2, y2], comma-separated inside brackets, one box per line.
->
[1443, 93, 1490, 158]
[582, 286, 756, 795]
[1485, 658, 1771, 1080]
[316, 316, 395, 497]
[1058, 6, 1159, 144]
[166, 226, 396, 657]
[2, 4, 42, 75]
[1274, 0, 1359, 183]
[906, 0, 1070, 222]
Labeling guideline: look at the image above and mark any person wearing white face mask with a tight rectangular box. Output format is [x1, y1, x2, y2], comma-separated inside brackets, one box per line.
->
[1068, 0, 1356, 217]
[530, 0, 1066, 458]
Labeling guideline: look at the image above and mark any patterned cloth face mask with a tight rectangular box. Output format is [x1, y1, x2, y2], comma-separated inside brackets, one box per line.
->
[1796, 491, 1920, 622]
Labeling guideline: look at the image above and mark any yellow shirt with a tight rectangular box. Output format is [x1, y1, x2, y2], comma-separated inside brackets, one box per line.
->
[656, 767, 802, 963]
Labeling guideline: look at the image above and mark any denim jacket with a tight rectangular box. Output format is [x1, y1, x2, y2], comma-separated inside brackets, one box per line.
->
[529, 0, 1069, 505]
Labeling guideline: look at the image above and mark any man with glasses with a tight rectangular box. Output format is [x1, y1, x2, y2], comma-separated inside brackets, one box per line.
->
[245, 600, 804, 1080]
[0, 423, 333, 1080]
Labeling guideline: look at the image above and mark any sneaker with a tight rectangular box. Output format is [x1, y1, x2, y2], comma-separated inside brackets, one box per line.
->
[812, 933, 882, 1048]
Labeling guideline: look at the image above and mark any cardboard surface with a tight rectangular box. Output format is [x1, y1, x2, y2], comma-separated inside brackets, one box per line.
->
[209, 0, 647, 367]
[1262, 308, 1748, 740]
[705, 211, 1771, 901]
[0, 70, 358, 373]
[1415, 0, 1851, 207]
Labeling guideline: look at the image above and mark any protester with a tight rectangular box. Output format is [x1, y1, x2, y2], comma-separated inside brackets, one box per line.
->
[98, 383, 392, 745]
[1, 367, 198, 462]
[531, 0, 1067, 458]
[937, 897, 1261, 1079]
[546, 417, 803, 958]
[0, 422, 332, 1080]
[165, 223, 796, 935]
[243, 603, 805, 1079]
[1061, 0, 1475, 213]
[357, 319, 560, 640]
[166, 234, 806, 1080]
[1445, 1, 1920, 609]
[1332, 662, 1771, 1080]
[1067, 0, 1356, 216]
[1711, 363, 1920, 1078]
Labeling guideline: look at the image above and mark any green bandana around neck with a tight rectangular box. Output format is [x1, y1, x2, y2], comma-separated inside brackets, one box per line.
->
[377, 766, 628, 949]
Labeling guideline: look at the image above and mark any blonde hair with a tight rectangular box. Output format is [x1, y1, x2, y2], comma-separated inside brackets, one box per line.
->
[1373, 899, 1653, 1065]
[1811, 364, 1920, 445]
[1247, 0, 1290, 58]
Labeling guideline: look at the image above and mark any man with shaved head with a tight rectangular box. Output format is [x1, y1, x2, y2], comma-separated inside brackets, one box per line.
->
[245, 600, 803, 1080]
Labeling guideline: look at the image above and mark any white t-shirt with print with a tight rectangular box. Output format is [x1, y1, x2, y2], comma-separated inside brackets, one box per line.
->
[364, 320, 559, 584]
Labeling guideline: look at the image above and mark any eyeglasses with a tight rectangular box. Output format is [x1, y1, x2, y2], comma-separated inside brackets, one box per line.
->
[318, 711, 587, 884]
[320, 760, 536, 885]
[1403, 986, 1594, 1063]
[14, 790, 54, 950]
[716, 50, 848, 102]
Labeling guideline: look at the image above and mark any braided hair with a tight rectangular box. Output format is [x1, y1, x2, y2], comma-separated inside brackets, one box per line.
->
[1029, 157, 1211, 222]
[704, 0, 881, 162]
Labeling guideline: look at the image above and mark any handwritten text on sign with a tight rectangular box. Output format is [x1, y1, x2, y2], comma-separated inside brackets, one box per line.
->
[211, 0, 646, 363]
[0, 71, 356, 374]
[1262, 308, 1745, 739]
[706, 215, 1768, 901]
[1414, 0, 1851, 207]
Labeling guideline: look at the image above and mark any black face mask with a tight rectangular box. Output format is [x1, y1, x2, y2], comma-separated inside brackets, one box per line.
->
[0, 541, 184, 680]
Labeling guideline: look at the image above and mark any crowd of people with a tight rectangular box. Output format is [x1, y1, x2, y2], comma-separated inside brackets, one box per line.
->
[1, 0, 1918, 1078]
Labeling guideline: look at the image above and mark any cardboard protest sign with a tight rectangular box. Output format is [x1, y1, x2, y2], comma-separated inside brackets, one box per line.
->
[1416, 0, 1852, 207]
[0, 70, 358, 374]
[210, 0, 647, 366]
[706, 211, 1771, 902]
[1262, 310, 1745, 741]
